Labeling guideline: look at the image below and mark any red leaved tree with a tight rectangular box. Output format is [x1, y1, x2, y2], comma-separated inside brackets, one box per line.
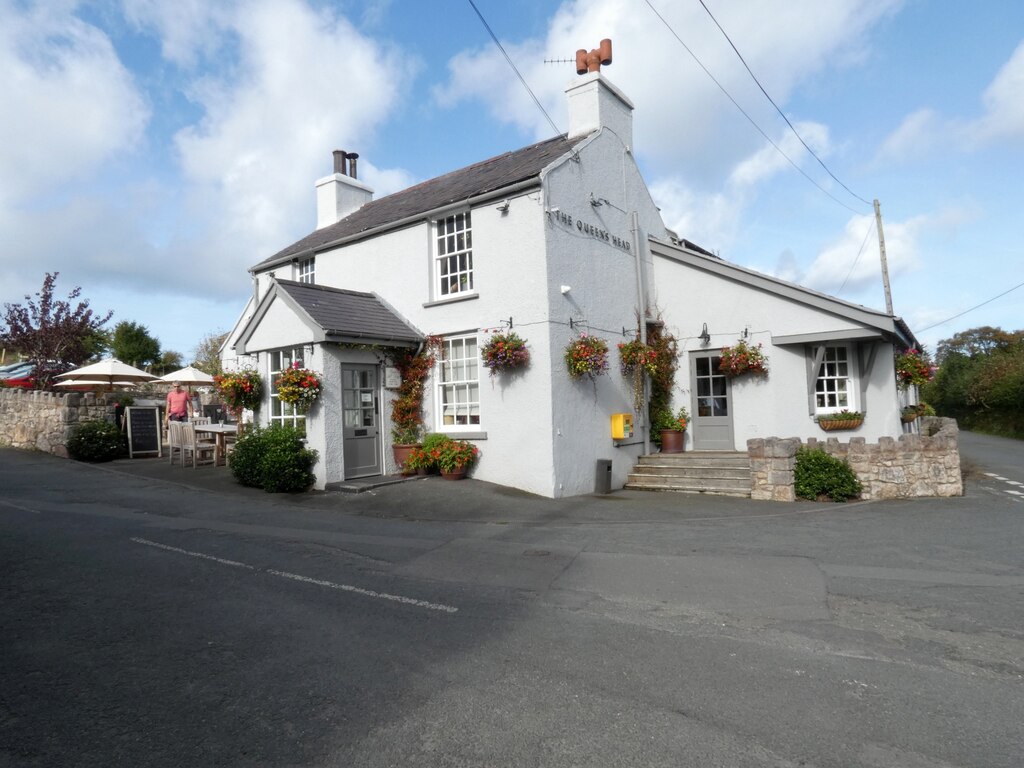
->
[1, 273, 113, 389]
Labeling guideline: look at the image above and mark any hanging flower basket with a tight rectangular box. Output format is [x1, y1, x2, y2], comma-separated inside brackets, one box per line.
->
[719, 340, 768, 378]
[276, 363, 323, 413]
[818, 411, 863, 431]
[895, 348, 933, 389]
[481, 331, 530, 376]
[564, 333, 609, 380]
[618, 338, 657, 412]
[214, 368, 263, 415]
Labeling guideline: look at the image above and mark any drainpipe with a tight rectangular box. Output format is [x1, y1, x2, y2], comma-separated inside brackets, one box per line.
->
[631, 210, 650, 456]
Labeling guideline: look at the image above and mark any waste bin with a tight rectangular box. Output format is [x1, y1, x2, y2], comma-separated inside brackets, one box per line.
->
[595, 459, 612, 494]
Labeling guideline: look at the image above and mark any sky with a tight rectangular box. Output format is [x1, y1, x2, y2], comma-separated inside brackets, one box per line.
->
[2, 0, 1022, 362]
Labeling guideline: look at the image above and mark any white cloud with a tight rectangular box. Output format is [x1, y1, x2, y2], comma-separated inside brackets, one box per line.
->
[875, 108, 943, 164]
[966, 40, 1024, 144]
[165, 0, 410, 291]
[436, 0, 899, 182]
[0, 1, 149, 205]
[804, 212, 925, 294]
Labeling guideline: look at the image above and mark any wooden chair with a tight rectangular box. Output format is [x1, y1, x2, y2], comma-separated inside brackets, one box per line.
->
[190, 416, 212, 426]
[180, 422, 217, 468]
[167, 421, 184, 466]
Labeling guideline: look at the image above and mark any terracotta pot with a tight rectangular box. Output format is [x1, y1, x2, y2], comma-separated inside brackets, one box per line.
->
[392, 443, 420, 475]
[659, 429, 685, 453]
[440, 468, 467, 481]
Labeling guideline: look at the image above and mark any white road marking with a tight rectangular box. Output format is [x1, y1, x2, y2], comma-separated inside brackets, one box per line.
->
[1006, 490, 1023, 496]
[131, 537, 457, 614]
[0, 499, 40, 514]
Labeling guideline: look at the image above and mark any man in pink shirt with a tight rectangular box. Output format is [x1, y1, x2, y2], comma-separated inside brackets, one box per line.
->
[165, 381, 191, 423]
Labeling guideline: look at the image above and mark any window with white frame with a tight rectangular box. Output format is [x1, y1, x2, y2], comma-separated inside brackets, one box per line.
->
[270, 347, 306, 433]
[296, 257, 315, 284]
[437, 335, 480, 428]
[435, 211, 473, 297]
[814, 345, 856, 413]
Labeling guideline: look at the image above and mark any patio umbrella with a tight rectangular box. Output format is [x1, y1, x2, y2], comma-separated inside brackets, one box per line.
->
[158, 365, 215, 386]
[56, 358, 159, 387]
[53, 379, 140, 389]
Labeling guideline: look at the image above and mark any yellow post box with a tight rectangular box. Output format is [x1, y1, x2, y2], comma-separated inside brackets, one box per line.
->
[611, 413, 633, 439]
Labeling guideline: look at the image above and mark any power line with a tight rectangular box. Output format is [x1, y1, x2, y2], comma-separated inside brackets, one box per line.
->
[916, 279, 1024, 333]
[696, 0, 872, 207]
[838, 217, 876, 295]
[643, 0, 865, 216]
[466, 0, 562, 138]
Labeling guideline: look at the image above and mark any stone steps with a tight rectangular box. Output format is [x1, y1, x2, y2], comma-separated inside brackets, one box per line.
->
[625, 451, 752, 497]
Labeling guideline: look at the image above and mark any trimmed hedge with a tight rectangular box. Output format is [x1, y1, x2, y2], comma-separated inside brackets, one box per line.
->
[229, 424, 318, 493]
[67, 420, 127, 463]
[794, 447, 862, 502]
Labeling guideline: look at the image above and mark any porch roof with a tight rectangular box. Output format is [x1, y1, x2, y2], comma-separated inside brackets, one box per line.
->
[236, 279, 423, 354]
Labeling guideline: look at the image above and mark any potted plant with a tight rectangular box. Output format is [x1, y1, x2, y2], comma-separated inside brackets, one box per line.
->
[275, 362, 322, 414]
[651, 406, 688, 453]
[817, 410, 864, 431]
[895, 348, 933, 389]
[564, 333, 610, 380]
[481, 331, 530, 376]
[719, 339, 768, 378]
[618, 338, 658, 412]
[901, 402, 935, 423]
[436, 437, 479, 480]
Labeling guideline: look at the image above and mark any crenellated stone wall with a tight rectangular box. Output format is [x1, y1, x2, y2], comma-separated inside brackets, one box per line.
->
[748, 417, 962, 502]
[0, 388, 119, 458]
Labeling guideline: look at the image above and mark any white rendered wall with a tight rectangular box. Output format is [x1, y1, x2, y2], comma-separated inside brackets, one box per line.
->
[307, 190, 558, 496]
[651, 253, 904, 447]
[541, 129, 668, 496]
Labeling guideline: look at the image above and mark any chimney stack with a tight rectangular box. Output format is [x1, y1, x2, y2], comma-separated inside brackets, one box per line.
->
[315, 149, 373, 229]
[566, 38, 633, 148]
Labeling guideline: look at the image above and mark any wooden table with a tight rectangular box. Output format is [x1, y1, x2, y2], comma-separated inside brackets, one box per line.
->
[193, 423, 238, 466]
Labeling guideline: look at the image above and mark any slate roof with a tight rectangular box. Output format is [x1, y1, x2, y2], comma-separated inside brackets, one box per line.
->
[274, 279, 422, 345]
[253, 133, 587, 271]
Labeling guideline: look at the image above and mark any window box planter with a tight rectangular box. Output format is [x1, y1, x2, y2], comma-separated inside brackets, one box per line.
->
[818, 417, 863, 431]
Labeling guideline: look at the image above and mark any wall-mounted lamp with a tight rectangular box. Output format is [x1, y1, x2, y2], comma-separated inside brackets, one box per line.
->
[495, 199, 510, 213]
[698, 323, 711, 345]
[560, 285, 572, 295]
[589, 194, 603, 207]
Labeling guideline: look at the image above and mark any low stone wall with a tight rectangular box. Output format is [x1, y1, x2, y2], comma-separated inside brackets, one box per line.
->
[0, 388, 119, 458]
[748, 417, 963, 502]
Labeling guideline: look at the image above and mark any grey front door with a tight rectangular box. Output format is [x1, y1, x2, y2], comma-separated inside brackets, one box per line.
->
[690, 352, 735, 450]
[342, 364, 381, 478]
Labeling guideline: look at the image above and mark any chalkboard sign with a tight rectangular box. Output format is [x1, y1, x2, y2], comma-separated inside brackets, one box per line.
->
[126, 407, 162, 458]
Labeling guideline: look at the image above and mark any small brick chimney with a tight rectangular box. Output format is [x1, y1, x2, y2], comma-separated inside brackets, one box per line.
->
[315, 150, 373, 229]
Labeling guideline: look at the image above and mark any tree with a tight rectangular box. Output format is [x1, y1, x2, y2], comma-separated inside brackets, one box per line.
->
[0, 273, 113, 389]
[925, 325, 1024, 438]
[153, 350, 184, 376]
[936, 326, 1023, 363]
[109, 321, 161, 369]
[192, 331, 228, 377]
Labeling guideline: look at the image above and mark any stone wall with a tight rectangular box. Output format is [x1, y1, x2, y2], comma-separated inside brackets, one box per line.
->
[0, 388, 119, 458]
[748, 417, 962, 502]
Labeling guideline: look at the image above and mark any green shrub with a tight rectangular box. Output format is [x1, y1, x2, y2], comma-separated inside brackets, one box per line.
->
[794, 447, 863, 502]
[229, 424, 318, 493]
[67, 420, 127, 462]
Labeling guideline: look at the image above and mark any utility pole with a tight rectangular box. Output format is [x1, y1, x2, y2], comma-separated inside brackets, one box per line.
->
[874, 199, 894, 316]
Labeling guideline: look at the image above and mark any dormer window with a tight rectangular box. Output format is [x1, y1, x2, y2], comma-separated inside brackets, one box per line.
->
[435, 211, 473, 297]
[296, 257, 315, 284]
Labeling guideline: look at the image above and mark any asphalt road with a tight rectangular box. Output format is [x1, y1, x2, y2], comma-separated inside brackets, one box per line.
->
[0, 434, 1021, 767]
